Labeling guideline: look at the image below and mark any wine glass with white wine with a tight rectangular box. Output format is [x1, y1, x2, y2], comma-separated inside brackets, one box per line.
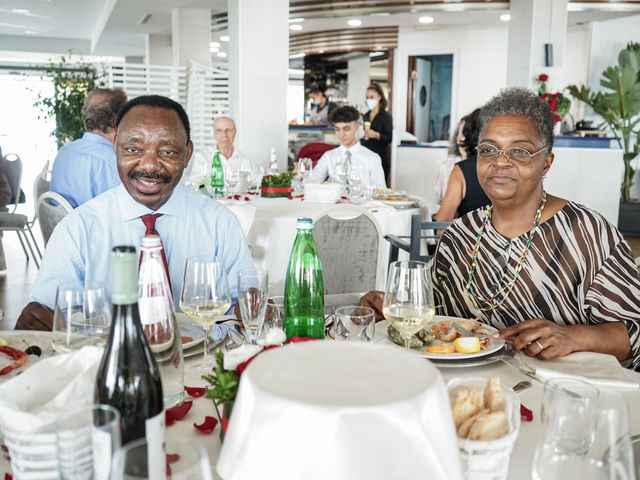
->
[382, 261, 435, 350]
[180, 256, 232, 371]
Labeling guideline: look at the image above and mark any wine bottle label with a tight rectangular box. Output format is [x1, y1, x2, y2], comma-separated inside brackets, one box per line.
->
[91, 426, 112, 480]
[139, 296, 168, 325]
[146, 411, 166, 480]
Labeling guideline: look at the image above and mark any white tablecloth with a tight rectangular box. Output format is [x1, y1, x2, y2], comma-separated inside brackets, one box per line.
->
[220, 197, 426, 295]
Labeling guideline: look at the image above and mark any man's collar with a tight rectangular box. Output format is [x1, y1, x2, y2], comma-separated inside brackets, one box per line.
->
[118, 184, 188, 222]
[339, 141, 361, 153]
[83, 132, 113, 146]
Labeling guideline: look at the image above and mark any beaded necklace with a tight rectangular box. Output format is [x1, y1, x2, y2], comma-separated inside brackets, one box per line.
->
[465, 190, 547, 313]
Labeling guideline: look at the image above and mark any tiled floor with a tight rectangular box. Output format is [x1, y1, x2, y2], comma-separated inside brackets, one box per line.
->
[1, 233, 640, 331]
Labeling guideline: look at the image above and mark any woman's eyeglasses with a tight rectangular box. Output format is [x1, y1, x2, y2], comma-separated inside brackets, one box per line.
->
[476, 143, 548, 165]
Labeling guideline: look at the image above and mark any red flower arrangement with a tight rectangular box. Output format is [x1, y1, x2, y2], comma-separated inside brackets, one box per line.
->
[536, 73, 571, 123]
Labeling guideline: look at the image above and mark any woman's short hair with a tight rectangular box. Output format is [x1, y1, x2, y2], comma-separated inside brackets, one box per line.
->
[479, 87, 555, 151]
[330, 105, 361, 124]
[366, 82, 387, 110]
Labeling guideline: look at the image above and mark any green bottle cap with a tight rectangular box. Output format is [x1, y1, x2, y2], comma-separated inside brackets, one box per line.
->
[111, 246, 138, 305]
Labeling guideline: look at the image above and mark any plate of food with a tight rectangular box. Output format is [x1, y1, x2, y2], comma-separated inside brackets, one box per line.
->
[381, 196, 420, 208]
[378, 316, 505, 360]
[0, 331, 51, 380]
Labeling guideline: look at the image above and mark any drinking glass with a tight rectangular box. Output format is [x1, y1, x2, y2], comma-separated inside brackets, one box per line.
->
[298, 157, 312, 181]
[111, 439, 213, 480]
[247, 166, 265, 195]
[237, 268, 268, 344]
[540, 378, 599, 427]
[225, 164, 240, 195]
[533, 390, 634, 480]
[348, 165, 365, 204]
[258, 298, 286, 346]
[180, 256, 232, 371]
[334, 306, 375, 341]
[382, 261, 435, 350]
[335, 162, 349, 195]
[52, 282, 111, 353]
[56, 404, 121, 480]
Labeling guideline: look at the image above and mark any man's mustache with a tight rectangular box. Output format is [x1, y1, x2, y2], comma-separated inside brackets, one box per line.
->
[129, 170, 170, 183]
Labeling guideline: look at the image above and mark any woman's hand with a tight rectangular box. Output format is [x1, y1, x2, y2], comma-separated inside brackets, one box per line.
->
[358, 290, 385, 321]
[497, 319, 580, 360]
[364, 128, 380, 140]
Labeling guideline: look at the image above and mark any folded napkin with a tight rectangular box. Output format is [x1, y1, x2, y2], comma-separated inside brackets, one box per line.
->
[516, 351, 640, 389]
[0, 346, 103, 432]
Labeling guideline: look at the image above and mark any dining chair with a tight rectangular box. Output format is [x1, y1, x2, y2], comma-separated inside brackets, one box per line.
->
[385, 214, 452, 264]
[37, 191, 73, 247]
[312, 205, 384, 294]
[22, 161, 50, 260]
[0, 153, 41, 267]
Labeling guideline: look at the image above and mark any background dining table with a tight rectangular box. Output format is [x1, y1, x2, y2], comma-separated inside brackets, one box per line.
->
[220, 196, 428, 294]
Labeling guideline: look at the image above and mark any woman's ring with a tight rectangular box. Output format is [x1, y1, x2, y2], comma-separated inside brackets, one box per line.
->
[535, 340, 544, 351]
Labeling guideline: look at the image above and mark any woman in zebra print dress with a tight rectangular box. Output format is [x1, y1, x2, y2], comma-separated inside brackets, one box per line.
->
[362, 87, 640, 370]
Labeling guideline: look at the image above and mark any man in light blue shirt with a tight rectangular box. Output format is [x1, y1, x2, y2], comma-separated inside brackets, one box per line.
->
[50, 88, 128, 208]
[17, 95, 253, 329]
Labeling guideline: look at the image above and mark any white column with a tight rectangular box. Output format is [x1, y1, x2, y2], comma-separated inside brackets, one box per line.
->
[145, 34, 173, 65]
[347, 55, 371, 108]
[506, 0, 568, 90]
[171, 8, 211, 68]
[228, 0, 289, 171]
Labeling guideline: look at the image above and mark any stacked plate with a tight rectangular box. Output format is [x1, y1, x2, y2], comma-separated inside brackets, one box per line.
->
[304, 183, 341, 204]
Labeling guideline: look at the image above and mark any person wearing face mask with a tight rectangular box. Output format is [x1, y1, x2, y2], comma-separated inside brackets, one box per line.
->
[361, 83, 393, 187]
[304, 87, 334, 126]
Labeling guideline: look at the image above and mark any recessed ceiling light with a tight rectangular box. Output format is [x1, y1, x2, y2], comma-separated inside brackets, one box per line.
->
[418, 16, 434, 24]
[318, 49, 325, 54]
[289, 17, 304, 23]
[220, 35, 230, 42]
[347, 19, 362, 27]
[500, 14, 511, 22]
[210, 47, 219, 53]
[13, 8, 30, 14]
[209, 41, 220, 48]
[217, 51, 228, 58]
[289, 24, 303, 31]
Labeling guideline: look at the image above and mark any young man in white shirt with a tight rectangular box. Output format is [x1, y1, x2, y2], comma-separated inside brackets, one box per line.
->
[184, 116, 259, 185]
[305, 105, 386, 189]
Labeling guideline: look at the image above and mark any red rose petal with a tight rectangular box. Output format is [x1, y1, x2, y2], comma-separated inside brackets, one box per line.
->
[193, 416, 218, 434]
[165, 400, 193, 426]
[288, 336, 320, 343]
[244, 196, 250, 201]
[520, 404, 534, 422]
[166, 453, 180, 464]
[184, 386, 206, 398]
[5, 474, 13, 480]
[287, 195, 293, 200]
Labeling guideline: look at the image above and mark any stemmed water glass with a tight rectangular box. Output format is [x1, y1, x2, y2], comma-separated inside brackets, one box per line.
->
[382, 261, 435, 350]
[225, 164, 240, 195]
[348, 165, 365, 203]
[180, 256, 231, 371]
[237, 268, 268, 344]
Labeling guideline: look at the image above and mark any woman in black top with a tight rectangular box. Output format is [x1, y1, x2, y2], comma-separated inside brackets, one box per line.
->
[436, 108, 490, 220]
[362, 83, 393, 186]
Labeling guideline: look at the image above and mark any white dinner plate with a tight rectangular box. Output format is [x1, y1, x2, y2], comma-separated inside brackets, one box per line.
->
[381, 197, 420, 208]
[376, 316, 505, 360]
[176, 313, 205, 350]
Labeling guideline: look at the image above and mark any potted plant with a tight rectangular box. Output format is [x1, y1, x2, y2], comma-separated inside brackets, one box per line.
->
[568, 42, 640, 235]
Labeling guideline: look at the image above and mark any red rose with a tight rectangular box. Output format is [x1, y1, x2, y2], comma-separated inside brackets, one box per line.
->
[550, 99, 559, 110]
[538, 74, 548, 82]
[555, 92, 562, 98]
[552, 113, 561, 123]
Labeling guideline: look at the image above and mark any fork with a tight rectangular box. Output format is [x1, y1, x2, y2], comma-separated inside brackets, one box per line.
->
[453, 321, 514, 345]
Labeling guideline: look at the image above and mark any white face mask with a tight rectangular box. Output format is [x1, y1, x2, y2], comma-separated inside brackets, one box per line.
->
[366, 98, 379, 110]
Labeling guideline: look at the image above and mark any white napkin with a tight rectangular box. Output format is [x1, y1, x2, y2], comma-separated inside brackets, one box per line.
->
[361, 200, 396, 214]
[0, 346, 104, 432]
[516, 351, 640, 389]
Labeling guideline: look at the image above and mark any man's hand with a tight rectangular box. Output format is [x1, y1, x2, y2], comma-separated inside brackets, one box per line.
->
[358, 290, 385, 321]
[497, 319, 579, 360]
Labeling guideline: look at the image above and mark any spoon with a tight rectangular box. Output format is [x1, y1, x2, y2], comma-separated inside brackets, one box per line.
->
[510, 380, 532, 394]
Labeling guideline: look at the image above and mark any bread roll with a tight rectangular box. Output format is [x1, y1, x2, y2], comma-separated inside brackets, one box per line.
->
[484, 377, 506, 413]
[452, 394, 482, 428]
[458, 408, 489, 438]
[467, 411, 509, 441]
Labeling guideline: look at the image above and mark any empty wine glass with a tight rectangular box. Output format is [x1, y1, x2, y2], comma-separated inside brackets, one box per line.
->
[238, 268, 268, 344]
[111, 439, 213, 480]
[180, 256, 232, 371]
[348, 165, 365, 203]
[334, 306, 375, 341]
[533, 390, 634, 480]
[335, 162, 349, 195]
[225, 164, 240, 195]
[382, 261, 435, 350]
[52, 282, 111, 353]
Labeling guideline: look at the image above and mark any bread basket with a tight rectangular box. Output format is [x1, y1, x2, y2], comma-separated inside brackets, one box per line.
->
[447, 377, 521, 480]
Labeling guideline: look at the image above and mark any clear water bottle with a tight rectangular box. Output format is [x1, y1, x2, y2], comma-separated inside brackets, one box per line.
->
[210, 151, 225, 198]
[284, 218, 325, 339]
[267, 147, 279, 175]
[138, 235, 184, 409]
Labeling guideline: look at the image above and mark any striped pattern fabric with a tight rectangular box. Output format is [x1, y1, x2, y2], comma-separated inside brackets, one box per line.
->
[433, 202, 640, 371]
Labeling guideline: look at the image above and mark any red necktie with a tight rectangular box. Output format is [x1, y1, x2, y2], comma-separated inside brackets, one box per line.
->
[140, 213, 172, 295]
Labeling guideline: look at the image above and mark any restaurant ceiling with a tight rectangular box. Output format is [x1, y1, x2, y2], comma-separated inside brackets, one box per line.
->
[0, 0, 638, 59]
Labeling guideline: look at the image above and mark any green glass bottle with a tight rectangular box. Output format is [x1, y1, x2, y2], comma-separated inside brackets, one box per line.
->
[284, 218, 325, 339]
[210, 151, 225, 198]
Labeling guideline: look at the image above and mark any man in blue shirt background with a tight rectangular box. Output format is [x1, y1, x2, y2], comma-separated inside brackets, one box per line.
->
[50, 88, 128, 207]
[17, 94, 254, 330]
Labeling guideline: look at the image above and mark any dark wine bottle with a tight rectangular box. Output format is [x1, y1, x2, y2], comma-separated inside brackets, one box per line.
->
[95, 246, 165, 478]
